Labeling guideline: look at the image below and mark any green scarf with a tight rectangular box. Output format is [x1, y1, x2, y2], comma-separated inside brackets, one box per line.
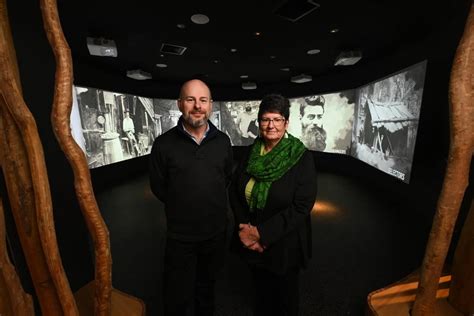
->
[246, 133, 306, 211]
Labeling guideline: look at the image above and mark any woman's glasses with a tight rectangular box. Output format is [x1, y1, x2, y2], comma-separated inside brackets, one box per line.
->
[259, 117, 286, 126]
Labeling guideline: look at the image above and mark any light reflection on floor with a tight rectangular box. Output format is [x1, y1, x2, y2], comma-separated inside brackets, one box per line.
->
[311, 200, 341, 214]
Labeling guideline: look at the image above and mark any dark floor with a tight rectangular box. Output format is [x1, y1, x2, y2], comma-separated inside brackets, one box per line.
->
[97, 172, 431, 316]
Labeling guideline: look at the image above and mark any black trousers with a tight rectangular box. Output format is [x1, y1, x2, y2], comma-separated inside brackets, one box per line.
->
[163, 232, 226, 316]
[250, 265, 301, 316]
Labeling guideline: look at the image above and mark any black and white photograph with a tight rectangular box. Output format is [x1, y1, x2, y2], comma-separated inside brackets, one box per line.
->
[217, 95, 354, 151]
[288, 91, 355, 154]
[219, 100, 260, 146]
[73, 86, 161, 168]
[152, 98, 181, 135]
[153, 97, 222, 134]
[351, 61, 427, 183]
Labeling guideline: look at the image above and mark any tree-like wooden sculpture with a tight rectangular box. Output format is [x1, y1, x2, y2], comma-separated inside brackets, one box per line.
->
[40, 0, 146, 315]
[39, 0, 112, 315]
[0, 195, 34, 316]
[449, 199, 474, 314]
[0, 0, 79, 315]
[412, 3, 474, 316]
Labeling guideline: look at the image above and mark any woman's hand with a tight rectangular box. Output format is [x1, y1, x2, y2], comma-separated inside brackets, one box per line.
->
[239, 223, 265, 252]
[247, 241, 265, 253]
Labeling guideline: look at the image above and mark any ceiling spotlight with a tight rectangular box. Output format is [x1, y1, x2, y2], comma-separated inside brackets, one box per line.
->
[270, 55, 276, 59]
[242, 82, 257, 90]
[191, 14, 210, 25]
[213, 59, 219, 64]
[307, 49, 320, 55]
[240, 75, 249, 79]
[290, 74, 312, 83]
[156, 63, 167, 68]
[254, 32, 261, 36]
[230, 48, 237, 52]
[280, 67, 290, 71]
[126, 69, 152, 80]
[177, 23, 186, 29]
[330, 28, 339, 33]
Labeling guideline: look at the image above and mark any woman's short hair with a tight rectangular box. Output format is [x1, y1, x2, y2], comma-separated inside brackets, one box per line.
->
[258, 94, 290, 120]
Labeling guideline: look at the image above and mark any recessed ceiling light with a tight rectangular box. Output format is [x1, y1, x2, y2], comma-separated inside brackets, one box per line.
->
[307, 49, 320, 55]
[213, 59, 220, 64]
[330, 28, 339, 33]
[230, 48, 237, 53]
[270, 55, 276, 59]
[160, 54, 164, 58]
[280, 67, 290, 71]
[255, 32, 261, 36]
[156, 63, 167, 68]
[161, 43, 187, 55]
[240, 75, 249, 79]
[191, 14, 210, 25]
[177, 23, 186, 29]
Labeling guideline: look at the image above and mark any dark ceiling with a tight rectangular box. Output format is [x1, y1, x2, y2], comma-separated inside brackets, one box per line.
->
[57, 0, 467, 92]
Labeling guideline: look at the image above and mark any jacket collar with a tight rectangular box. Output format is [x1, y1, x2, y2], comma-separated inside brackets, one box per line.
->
[176, 116, 218, 142]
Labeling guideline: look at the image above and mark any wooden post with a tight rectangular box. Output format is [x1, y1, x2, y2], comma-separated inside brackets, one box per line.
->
[412, 4, 474, 316]
[39, 0, 113, 314]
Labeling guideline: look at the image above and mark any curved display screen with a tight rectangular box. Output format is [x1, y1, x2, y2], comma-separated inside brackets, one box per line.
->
[351, 61, 426, 182]
[71, 61, 426, 183]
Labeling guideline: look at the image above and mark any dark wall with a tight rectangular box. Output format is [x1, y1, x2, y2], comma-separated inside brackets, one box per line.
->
[2, 0, 472, 311]
[83, 0, 472, 255]
[87, 0, 470, 200]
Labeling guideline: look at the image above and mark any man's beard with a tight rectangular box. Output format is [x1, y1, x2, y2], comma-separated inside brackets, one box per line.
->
[183, 112, 209, 128]
[302, 125, 327, 151]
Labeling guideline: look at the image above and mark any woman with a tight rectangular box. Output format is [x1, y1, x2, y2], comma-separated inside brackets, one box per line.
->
[230, 94, 317, 316]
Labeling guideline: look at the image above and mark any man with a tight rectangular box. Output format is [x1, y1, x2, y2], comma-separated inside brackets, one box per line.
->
[149, 79, 233, 316]
[123, 110, 140, 156]
[123, 110, 135, 136]
[300, 95, 327, 151]
[235, 103, 256, 145]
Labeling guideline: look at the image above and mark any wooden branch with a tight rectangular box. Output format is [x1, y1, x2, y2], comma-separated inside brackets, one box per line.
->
[0, 195, 34, 316]
[39, 0, 112, 315]
[0, 93, 64, 315]
[0, 1, 79, 315]
[449, 198, 474, 314]
[412, 4, 474, 315]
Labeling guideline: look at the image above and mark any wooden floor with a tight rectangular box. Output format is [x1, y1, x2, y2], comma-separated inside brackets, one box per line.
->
[96, 172, 436, 316]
